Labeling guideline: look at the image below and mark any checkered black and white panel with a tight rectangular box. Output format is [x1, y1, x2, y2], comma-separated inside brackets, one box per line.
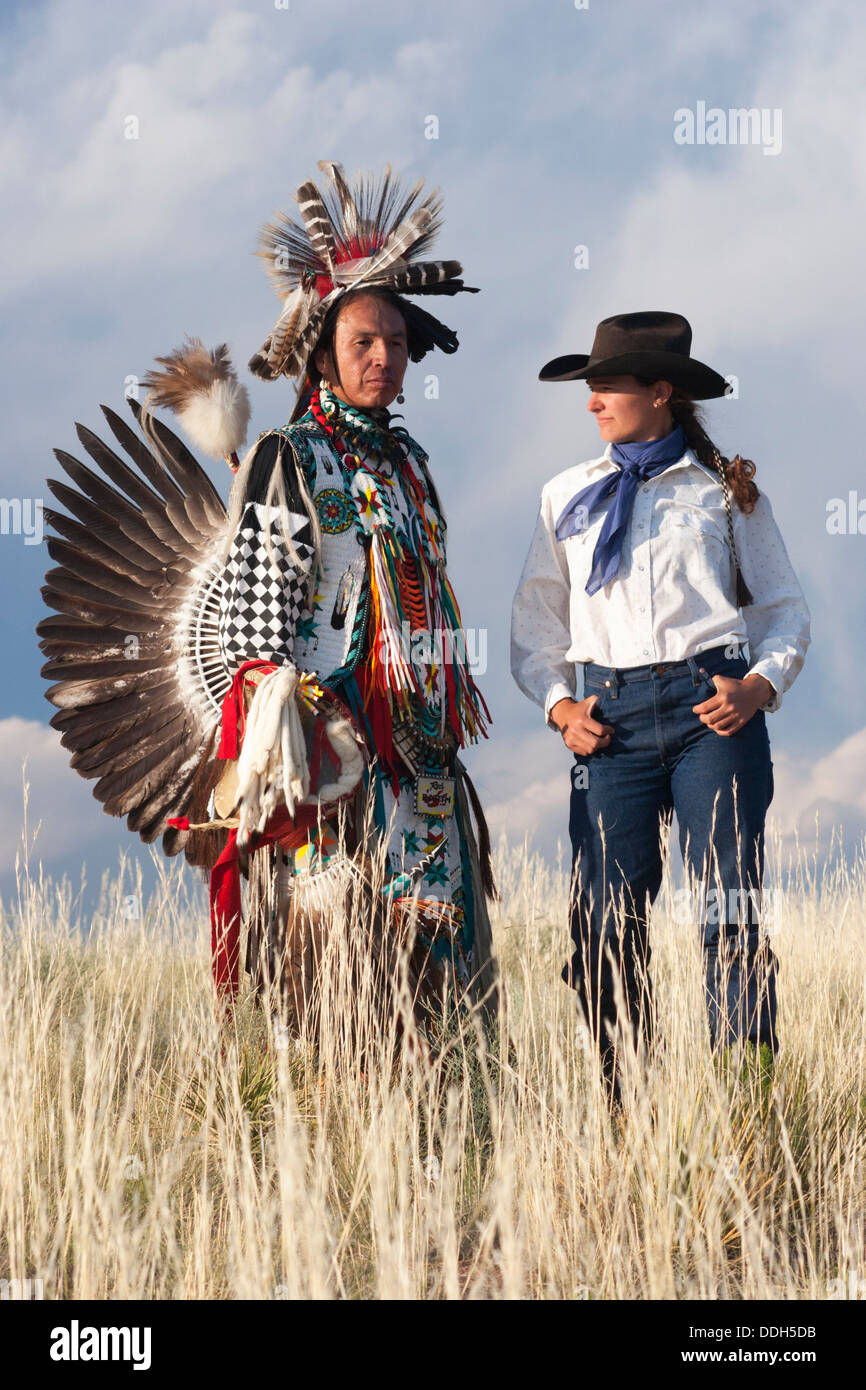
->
[218, 502, 315, 669]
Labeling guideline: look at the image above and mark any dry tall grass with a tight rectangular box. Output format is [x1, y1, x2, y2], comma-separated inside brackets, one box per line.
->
[1, 797, 864, 1301]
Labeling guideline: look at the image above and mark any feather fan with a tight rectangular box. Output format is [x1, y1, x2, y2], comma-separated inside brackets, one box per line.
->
[37, 399, 235, 865]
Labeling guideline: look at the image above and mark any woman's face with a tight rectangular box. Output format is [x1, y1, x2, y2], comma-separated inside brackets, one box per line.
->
[314, 294, 409, 411]
[585, 374, 672, 444]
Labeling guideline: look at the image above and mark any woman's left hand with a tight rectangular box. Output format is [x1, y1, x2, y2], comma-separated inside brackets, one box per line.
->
[692, 673, 774, 736]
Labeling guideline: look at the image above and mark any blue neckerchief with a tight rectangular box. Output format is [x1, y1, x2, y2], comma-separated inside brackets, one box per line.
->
[554, 425, 686, 595]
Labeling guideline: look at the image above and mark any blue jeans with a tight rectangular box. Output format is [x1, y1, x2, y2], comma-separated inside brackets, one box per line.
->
[566, 645, 777, 1074]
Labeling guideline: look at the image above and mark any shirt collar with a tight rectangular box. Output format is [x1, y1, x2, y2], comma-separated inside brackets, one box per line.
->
[584, 442, 718, 481]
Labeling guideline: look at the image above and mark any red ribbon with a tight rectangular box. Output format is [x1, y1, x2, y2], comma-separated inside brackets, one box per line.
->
[209, 805, 321, 998]
[170, 659, 310, 999]
[210, 829, 243, 996]
[217, 659, 277, 761]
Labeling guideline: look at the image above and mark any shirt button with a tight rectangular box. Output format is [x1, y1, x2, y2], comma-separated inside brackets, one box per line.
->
[639, 606, 646, 613]
[636, 522, 645, 530]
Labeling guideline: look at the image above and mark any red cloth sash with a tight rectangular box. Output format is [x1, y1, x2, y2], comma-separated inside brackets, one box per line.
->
[168, 803, 320, 998]
[169, 659, 316, 998]
[217, 659, 277, 760]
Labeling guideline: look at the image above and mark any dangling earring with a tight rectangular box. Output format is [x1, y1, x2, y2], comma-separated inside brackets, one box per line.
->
[396, 389, 405, 404]
[320, 376, 332, 392]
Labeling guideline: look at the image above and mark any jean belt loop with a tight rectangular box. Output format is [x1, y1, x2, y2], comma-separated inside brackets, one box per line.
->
[685, 654, 702, 687]
[605, 666, 620, 700]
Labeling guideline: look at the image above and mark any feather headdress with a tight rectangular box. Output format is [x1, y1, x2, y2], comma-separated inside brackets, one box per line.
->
[249, 160, 478, 383]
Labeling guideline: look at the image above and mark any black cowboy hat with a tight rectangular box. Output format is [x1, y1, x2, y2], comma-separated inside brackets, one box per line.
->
[539, 310, 728, 400]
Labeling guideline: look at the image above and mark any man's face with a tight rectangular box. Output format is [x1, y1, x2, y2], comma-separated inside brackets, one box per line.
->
[585, 374, 672, 444]
[314, 295, 409, 411]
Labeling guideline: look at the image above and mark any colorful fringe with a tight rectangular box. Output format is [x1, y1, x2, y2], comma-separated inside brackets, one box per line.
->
[307, 388, 490, 756]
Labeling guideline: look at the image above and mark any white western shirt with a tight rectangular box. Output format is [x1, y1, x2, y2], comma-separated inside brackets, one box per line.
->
[510, 444, 811, 724]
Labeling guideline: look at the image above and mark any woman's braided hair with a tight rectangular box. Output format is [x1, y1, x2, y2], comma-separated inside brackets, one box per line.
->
[634, 376, 759, 607]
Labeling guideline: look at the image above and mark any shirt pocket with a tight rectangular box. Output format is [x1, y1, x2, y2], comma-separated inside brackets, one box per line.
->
[656, 509, 730, 588]
[562, 513, 606, 588]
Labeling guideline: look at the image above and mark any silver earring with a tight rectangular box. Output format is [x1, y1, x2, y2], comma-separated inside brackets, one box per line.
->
[396, 390, 405, 404]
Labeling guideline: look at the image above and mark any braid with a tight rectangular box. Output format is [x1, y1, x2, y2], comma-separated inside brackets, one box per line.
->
[663, 386, 757, 607]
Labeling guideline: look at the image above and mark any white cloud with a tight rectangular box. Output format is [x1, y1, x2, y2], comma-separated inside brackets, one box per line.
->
[466, 716, 866, 874]
[767, 724, 866, 861]
[465, 726, 573, 862]
[0, 717, 128, 878]
[531, 3, 866, 370]
[1, 9, 460, 295]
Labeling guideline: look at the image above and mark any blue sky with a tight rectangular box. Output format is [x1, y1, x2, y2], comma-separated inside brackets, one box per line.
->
[2, 0, 864, 904]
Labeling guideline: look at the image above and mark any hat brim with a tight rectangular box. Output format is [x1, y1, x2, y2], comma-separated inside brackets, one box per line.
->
[538, 350, 729, 400]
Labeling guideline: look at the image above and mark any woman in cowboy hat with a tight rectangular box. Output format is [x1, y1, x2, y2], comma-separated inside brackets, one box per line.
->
[510, 310, 810, 1106]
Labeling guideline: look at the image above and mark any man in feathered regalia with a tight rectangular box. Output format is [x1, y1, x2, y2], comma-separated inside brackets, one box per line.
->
[37, 160, 498, 1047]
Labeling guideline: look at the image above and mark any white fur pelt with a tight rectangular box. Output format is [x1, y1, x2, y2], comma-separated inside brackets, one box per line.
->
[315, 716, 365, 804]
[141, 338, 251, 461]
[177, 377, 250, 459]
[235, 665, 309, 846]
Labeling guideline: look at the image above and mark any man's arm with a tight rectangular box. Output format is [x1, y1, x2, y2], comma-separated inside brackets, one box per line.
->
[218, 432, 318, 671]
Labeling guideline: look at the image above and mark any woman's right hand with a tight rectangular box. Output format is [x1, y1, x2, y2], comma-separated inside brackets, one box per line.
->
[550, 696, 614, 756]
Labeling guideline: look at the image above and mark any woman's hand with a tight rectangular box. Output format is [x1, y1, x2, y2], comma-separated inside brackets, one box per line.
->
[550, 695, 614, 756]
[692, 672, 774, 735]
